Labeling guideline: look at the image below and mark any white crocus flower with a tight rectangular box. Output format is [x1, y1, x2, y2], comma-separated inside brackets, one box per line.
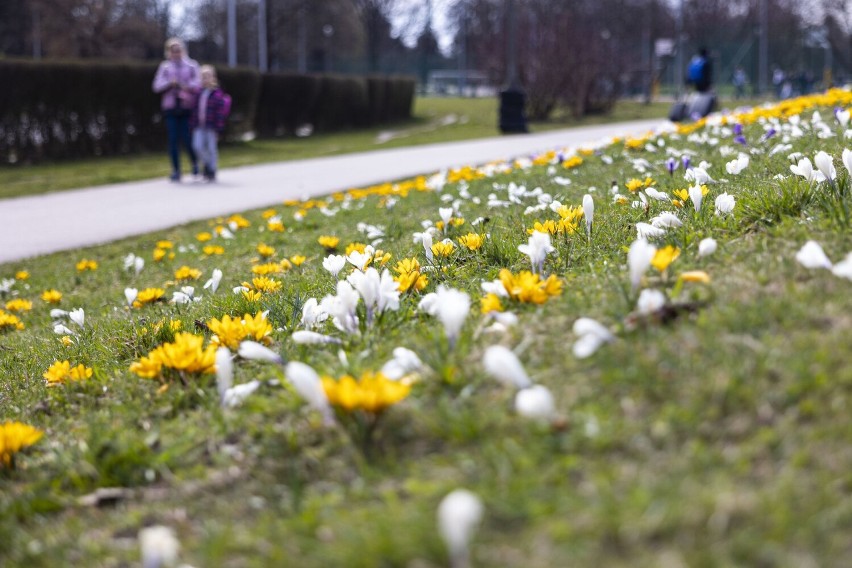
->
[215, 347, 233, 404]
[0, 278, 15, 294]
[688, 183, 704, 212]
[291, 330, 342, 345]
[836, 109, 850, 128]
[124, 288, 138, 306]
[422, 231, 434, 263]
[319, 281, 360, 335]
[518, 231, 555, 274]
[795, 240, 833, 269]
[685, 167, 713, 185]
[433, 286, 470, 349]
[572, 317, 615, 359]
[481, 279, 509, 297]
[346, 250, 371, 272]
[514, 385, 556, 421]
[347, 268, 379, 319]
[842, 148, 852, 177]
[637, 288, 666, 315]
[222, 380, 262, 408]
[124, 253, 145, 276]
[139, 525, 180, 568]
[437, 489, 484, 568]
[439, 207, 454, 230]
[582, 193, 594, 237]
[482, 345, 532, 389]
[814, 150, 837, 182]
[714, 192, 736, 216]
[698, 238, 718, 257]
[628, 239, 657, 290]
[831, 252, 852, 280]
[636, 222, 666, 239]
[418, 292, 439, 316]
[725, 153, 750, 175]
[381, 347, 425, 380]
[322, 255, 346, 278]
[171, 291, 192, 304]
[650, 212, 682, 228]
[790, 157, 825, 183]
[644, 187, 670, 201]
[238, 341, 283, 363]
[285, 361, 336, 426]
[203, 268, 223, 293]
[300, 297, 328, 329]
[53, 324, 75, 335]
[69, 308, 85, 327]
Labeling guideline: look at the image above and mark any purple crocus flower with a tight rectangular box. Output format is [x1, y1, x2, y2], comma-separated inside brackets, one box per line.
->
[734, 134, 748, 146]
[682, 156, 691, 170]
[666, 157, 678, 176]
[733, 123, 743, 136]
[760, 127, 777, 142]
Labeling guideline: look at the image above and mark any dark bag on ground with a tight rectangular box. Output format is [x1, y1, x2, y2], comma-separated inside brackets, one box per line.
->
[687, 92, 716, 119]
[668, 100, 688, 122]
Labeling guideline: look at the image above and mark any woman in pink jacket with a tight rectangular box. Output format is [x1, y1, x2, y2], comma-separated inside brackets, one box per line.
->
[152, 38, 201, 182]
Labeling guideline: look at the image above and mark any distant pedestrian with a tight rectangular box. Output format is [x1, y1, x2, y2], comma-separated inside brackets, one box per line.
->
[686, 48, 713, 93]
[772, 67, 785, 99]
[732, 66, 747, 99]
[191, 66, 231, 182]
[152, 38, 200, 182]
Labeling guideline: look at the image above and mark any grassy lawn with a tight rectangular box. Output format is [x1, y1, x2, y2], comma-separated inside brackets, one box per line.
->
[2, 91, 851, 566]
[0, 97, 682, 200]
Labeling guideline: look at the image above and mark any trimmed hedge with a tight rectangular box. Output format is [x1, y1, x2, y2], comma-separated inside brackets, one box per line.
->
[0, 59, 415, 164]
[254, 72, 415, 137]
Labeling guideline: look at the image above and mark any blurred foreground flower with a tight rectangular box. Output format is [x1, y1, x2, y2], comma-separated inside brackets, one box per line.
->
[43, 360, 92, 386]
[0, 310, 25, 332]
[0, 421, 43, 469]
[321, 371, 411, 415]
[40, 289, 62, 304]
[208, 312, 273, 350]
[322, 370, 410, 454]
[518, 231, 554, 274]
[130, 332, 216, 382]
[572, 317, 614, 358]
[419, 286, 470, 349]
[438, 489, 484, 568]
[698, 238, 717, 257]
[498, 269, 562, 304]
[482, 345, 531, 389]
[285, 361, 336, 426]
[796, 240, 833, 269]
[203, 268, 223, 294]
[132, 288, 165, 308]
[628, 239, 657, 290]
[139, 525, 180, 568]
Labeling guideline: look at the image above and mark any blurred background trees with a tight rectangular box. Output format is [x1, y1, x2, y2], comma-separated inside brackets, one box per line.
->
[3, 0, 851, 119]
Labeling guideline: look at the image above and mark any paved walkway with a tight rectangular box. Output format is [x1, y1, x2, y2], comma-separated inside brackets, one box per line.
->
[0, 119, 663, 264]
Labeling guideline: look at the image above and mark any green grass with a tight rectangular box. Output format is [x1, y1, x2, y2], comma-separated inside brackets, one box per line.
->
[0, 97, 680, 200]
[2, 92, 851, 567]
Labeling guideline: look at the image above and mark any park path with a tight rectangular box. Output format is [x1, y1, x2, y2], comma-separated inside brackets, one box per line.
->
[0, 119, 663, 264]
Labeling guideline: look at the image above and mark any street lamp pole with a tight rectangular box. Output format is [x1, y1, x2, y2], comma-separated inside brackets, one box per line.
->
[258, 0, 268, 72]
[758, 0, 768, 94]
[498, 0, 528, 133]
[227, 0, 237, 67]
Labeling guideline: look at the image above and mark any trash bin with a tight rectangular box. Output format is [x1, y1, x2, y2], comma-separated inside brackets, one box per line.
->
[499, 87, 528, 134]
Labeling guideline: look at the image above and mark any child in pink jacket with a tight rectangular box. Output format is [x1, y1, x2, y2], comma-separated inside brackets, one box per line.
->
[191, 66, 231, 182]
[152, 38, 201, 182]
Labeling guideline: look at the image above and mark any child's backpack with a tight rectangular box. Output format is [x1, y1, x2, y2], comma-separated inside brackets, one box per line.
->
[220, 92, 232, 120]
[687, 56, 706, 84]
